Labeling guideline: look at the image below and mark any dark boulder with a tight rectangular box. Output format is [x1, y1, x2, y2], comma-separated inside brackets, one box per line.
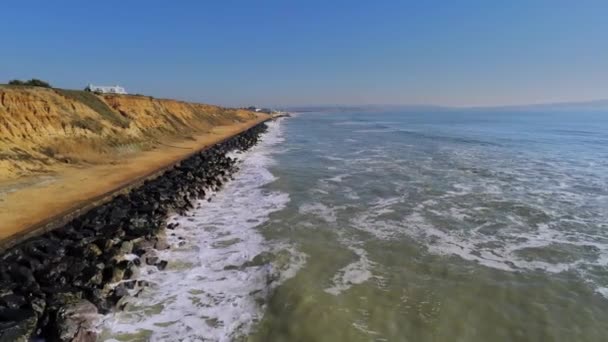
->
[146, 256, 159, 266]
[0, 308, 37, 342]
[156, 260, 168, 271]
[8, 265, 36, 287]
[0, 294, 26, 310]
[108, 284, 129, 305]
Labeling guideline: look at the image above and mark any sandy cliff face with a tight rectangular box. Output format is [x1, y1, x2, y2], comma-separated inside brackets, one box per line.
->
[0, 86, 258, 180]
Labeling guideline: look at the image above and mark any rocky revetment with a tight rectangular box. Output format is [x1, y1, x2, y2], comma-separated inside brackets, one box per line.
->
[0, 123, 268, 341]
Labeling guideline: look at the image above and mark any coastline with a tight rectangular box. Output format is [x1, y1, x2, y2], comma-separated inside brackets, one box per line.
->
[0, 121, 272, 341]
[99, 118, 298, 340]
[0, 114, 269, 250]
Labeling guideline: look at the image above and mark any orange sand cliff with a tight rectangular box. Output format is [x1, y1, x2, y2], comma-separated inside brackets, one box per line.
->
[0, 86, 269, 243]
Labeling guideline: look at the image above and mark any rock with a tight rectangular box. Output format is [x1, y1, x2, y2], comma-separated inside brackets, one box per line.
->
[99, 238, 120, 250]
[146, 256, 159, 266]
[108, 284, 129, 304]
[156, 260, 168, 271]
[0, 308, 38, 342]
[48, 292, 83, 311]
[0, 268, 12, 283]
[116, 260, 133, 271]
[125, 217, 150, 237]
[115, 260, 137, 280]
[29, 295, 46, 319]
[119, 241, 133, 255]
[83, 243, 102, 259]
[143, 247, 158, 259]
[123, 268, 134, 280]
[0, 283, 13, 298]
[132, 238, 154, 256]
[102, 266, 124, 284]
[81, 265, 103, 287]
[55, 299, 98, 342]
[16, 255, 44, 272]
[136, 280, 150, 287]
[0, 122, 270, 341]
[0, 294, 26, 309]
[64, 260, 88, 281]
[83, 288, 109, 314]
[166, 222, 179, 230]
[109, 205, 129, 223]
[8, 265, 36, 286]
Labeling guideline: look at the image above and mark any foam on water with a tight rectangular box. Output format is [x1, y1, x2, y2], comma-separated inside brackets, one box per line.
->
[324, 244, 375, 295]
[207, 110, 608, 339]
[354, 128, 403, 133]
[336, 142, 608, 297]
[298, 202, 341, 223]
[100, 120, 304, 341]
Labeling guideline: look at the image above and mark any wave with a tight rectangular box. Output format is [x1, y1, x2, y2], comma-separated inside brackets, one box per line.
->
[100, 119, 304, 341]
[347, 175, 608, 297]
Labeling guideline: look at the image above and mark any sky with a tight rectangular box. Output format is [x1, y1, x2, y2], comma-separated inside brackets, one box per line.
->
[1, 0, 607, 107]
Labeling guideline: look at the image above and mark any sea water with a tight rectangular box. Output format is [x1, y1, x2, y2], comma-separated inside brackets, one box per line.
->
[103, 109, 608, 341]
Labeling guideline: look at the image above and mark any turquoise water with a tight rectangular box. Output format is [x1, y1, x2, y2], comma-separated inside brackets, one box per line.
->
[102, 110, 608, 341]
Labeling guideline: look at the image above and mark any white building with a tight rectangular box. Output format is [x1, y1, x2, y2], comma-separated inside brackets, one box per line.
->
[85, 84, 127, 94]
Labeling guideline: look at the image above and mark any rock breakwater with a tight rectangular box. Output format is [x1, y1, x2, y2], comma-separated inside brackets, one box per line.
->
[0, 122, 268, 341]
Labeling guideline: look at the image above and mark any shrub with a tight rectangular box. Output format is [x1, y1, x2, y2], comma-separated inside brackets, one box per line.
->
[25, 79, 51, 87]
[7, 78, 52, 88]
[71, 117, 104, 133]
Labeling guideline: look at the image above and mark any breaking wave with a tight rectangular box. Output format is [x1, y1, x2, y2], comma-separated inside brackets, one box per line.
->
[100, 120, 305, 341]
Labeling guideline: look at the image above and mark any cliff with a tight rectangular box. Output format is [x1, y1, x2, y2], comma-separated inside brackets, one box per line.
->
[0, 85, 269, 242]
[0, 86, 258, 180]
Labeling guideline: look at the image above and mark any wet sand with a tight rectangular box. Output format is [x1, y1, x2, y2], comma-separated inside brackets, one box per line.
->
[0, 115, 269, 246]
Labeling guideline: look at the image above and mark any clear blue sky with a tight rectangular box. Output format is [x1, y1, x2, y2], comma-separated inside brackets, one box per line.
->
[1, 0, 607, 107]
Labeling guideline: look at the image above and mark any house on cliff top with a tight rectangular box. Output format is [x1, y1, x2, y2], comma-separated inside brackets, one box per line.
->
[85, 84, 127, 94]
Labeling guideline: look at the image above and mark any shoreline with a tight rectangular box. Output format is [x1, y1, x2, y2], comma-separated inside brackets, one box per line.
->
[0, 122, 272, 341]
[0, 115, 269, 252]
[99, 118, 294, 340]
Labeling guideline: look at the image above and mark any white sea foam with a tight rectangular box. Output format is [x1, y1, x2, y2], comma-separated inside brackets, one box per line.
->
[325, 245, 375, 295]
[356, 182, 608, 297]
[101, 119, 304, 341]
[333, 121, 373, 126]
[327, 174, 349, 183]
[324, 155, 347, 161]
[298, 202, 341, 223]
[354, 128, 402, 133]
[332, 141, 608, 298]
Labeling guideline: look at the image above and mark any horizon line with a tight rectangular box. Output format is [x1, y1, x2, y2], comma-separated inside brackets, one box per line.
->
[279, 97, 608, 111]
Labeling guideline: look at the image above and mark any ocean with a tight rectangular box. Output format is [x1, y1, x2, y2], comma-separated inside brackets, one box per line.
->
[101, 109, 608, 341]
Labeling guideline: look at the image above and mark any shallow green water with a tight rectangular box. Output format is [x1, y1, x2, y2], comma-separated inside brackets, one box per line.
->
[249, 110, 608, 341]
[102, 110, 608, 341]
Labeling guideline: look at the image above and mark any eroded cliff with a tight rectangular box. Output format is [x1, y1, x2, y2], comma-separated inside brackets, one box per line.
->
[0, 86, 258, 180]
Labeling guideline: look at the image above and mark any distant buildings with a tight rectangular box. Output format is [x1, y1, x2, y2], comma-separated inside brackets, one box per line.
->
[245, 106, 273, 114]
[85, 84, 127, 94]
